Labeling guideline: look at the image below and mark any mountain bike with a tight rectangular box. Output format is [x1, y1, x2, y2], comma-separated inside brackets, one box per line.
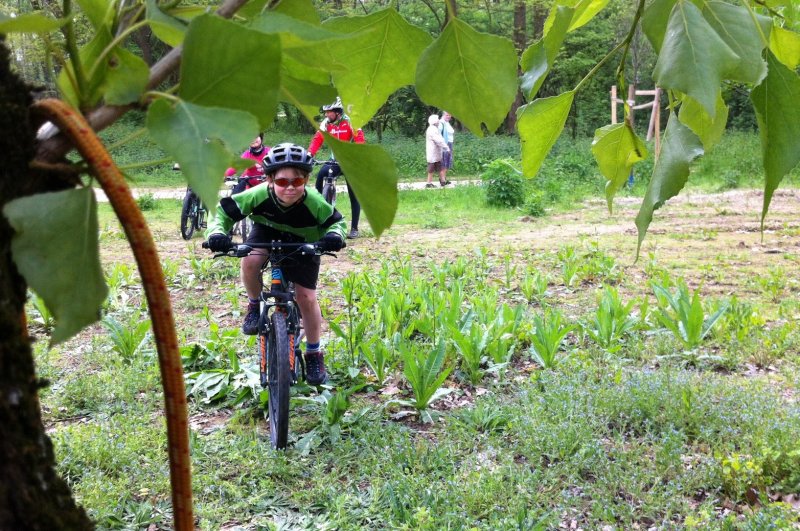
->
[317, 159, 342, 206]
[178, 176, 253, 241]
[204, 240, 331, 449]
[180, 186, 206, 240]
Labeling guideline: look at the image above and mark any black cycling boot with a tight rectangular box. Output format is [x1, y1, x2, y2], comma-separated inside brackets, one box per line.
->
[304, 350, 328, 385]
[242, 302, 259, 335]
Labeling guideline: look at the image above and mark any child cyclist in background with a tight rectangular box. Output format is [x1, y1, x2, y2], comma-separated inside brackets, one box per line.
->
[205, 143, 347, 385]
[225, 133, 269, 194]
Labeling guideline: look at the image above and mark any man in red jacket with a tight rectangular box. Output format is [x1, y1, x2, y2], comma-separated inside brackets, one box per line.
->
[308, 97, 365, 239]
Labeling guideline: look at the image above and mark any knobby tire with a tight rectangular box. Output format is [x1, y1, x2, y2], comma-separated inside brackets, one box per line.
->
[322, 183, 336, 207]
[267, 311, 290, 449]
[180, 192, 197, 240]
[240, 218, 249, 242]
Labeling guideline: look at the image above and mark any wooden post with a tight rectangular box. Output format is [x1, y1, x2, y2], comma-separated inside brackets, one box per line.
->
[654, 89, 662, 160]
[611, 85, 618, 124]
[627, 84, 636, 127]
[646, 89, 658, 141]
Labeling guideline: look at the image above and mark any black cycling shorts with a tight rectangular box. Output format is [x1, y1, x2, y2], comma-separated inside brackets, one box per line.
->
[247, 223, 321, 290]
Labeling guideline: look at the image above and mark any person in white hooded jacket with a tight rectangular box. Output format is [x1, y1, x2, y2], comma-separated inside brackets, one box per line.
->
[425, 114, 450, 188]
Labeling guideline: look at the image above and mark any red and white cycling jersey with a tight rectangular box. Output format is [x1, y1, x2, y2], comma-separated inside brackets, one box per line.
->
[308, 116, 364, 155]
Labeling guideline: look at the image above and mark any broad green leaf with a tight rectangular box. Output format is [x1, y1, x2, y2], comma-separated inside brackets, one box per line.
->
[751, 52, 800, 227]
[652, 0, 739, 118]
[517, 91, 575, 178]
[237, 0, 270, 19]
[678, 93, 728, 151]
[146, 0, 187, 48]
[56, 28, 111, 107]
[102, 47, 149, 105]
[635, 112, 704, 257]
[271, 0, 320, 24]
[249, 11, 352, 51]
[280, 72, 337, 124]
[146, 99, 258, 208]
[180, 15, 280, 128]
[642, 0, 702, 53]
[322, 8, 433, 130]
[75, 0, 113, 29]
[0, 12, 67, 33]
[520, 6, 573, 101]
[416, 18, 517, 136]
[4, 188, 107, 343]
[325, 136, 397, 238]
[239, 0, 320, 23]
[279, 55, 336, 122]
[703, 1, 771, 85]
[591, 123, 648, 213]
[544, 0, 609, 34]
[770, 26, 800, 70]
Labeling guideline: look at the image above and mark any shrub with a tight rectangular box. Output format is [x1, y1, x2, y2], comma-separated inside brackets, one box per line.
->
[136, 192, 156, 211]
[524, 191, 546, 217]
[482, 158, 525, 208]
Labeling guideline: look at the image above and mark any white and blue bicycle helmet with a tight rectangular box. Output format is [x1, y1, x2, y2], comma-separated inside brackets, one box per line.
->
[261, 143, 314, 174]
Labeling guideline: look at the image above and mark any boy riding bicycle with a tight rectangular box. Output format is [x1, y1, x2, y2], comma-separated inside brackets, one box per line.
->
[205, 143, 346, 384]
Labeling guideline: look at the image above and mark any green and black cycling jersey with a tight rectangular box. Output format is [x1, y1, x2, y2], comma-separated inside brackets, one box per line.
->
[205, 182, 347, 242]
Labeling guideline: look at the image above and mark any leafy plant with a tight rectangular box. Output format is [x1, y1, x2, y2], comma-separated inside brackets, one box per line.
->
[450, 309, 489, 385]
[520, 270, 549, 304]
[482, 159, 526, 208]
[523, 190, 546, 217]
[584, 285, 637, 351]
[454, 402, 511, 434]
[135, 192, 156, 211]
[557, 246, 580, 288]
[529, 309, 575, 369]
[28, 291, 55, 331]
[359, 335, 399, 386]
[102, 311, 151, 362]
[651, 280, 728, 351]
[395, 340, 452, 423]
[295, 385, 370, 454]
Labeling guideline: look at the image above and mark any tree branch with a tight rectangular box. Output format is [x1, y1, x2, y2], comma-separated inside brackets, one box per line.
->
[35, 0, 250, 162]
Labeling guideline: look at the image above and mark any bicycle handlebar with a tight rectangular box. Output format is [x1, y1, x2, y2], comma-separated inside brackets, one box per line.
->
[202, 240, 332, 258]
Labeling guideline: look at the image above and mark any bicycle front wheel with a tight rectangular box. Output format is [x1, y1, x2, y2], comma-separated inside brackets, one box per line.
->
[266, 311, 290, 449]
[322, 182, 336, 207]
[180, 192, 197, 240]
[240, 218, 250, 242]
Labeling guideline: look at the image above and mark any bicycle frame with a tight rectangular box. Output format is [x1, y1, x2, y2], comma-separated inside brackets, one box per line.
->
[257, 249, 304, 386]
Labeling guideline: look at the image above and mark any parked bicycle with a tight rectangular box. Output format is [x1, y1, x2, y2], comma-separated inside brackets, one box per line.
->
[180, 185, 206, 240]
[315, 159, 341, 207]
[203, 240, 333, 449]
[177, 167, 256, 241]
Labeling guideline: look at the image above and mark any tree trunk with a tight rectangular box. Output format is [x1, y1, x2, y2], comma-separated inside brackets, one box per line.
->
[504, 0, 526, 133]
[0, 40, 94, 530]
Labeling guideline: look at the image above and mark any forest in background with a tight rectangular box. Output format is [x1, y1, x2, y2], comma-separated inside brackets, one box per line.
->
[3, 0, 762, 140]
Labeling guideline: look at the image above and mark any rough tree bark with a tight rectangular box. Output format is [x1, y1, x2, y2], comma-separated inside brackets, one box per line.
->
[0, 40, 95, 529]
[504, 0, 527, 133]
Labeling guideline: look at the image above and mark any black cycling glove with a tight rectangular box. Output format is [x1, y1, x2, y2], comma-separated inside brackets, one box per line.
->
[207, 233, 233, 252]
[319, 232, 345, 252]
